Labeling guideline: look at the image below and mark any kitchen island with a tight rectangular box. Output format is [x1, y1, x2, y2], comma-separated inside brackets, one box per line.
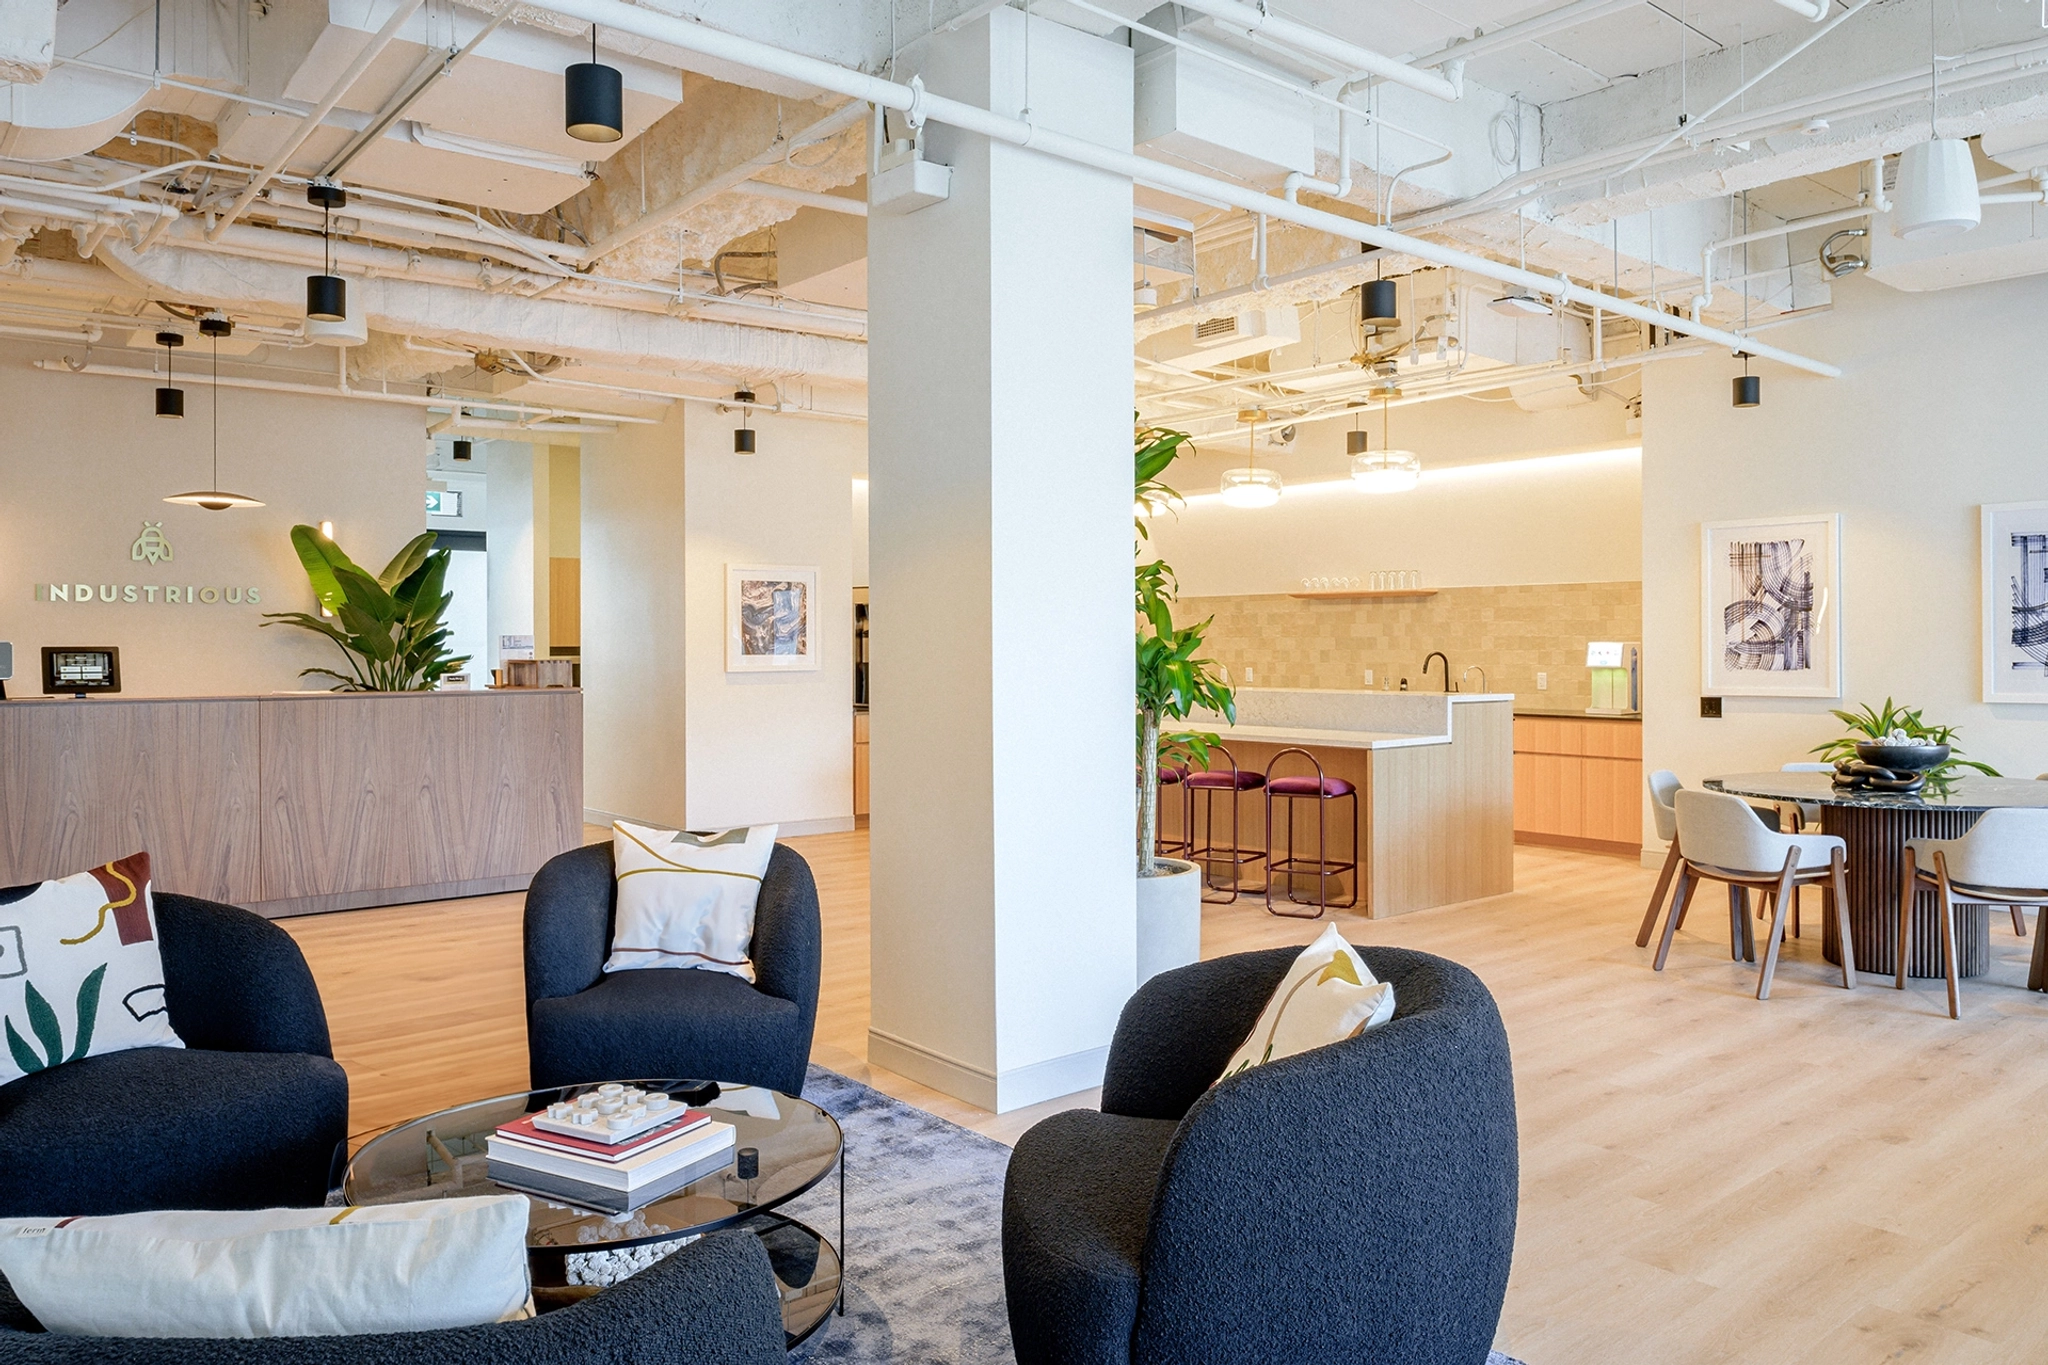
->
[1162, 689, 1514, 917]
[0, 689, 582, 917]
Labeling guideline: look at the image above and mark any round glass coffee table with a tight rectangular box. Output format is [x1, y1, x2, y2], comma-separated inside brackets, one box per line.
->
[345, 1080, 843, 1348]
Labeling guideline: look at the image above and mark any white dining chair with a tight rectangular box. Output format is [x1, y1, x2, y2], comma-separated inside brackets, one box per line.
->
[1894, 809, 2048, 1019]
[1655, 789, 1855, 999]
[1635, 770, 1684, 949]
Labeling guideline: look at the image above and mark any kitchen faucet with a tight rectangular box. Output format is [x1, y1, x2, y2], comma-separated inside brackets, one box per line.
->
[1423, 651, 1451, 692]
[1462, 665, 1488, 694]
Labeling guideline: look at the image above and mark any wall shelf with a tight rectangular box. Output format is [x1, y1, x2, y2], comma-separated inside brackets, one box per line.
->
[1287, 589, 1438, 600]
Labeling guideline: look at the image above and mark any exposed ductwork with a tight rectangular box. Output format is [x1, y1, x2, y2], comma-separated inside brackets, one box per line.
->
[0, 0, 57, 85]
[1167, 0, 1462, 101]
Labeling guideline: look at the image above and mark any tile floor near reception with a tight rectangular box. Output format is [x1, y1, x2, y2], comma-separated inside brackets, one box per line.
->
[282, 833, 2048, 1365]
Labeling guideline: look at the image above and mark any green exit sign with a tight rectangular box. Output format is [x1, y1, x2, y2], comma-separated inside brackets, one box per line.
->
[426, 490, 463, 517]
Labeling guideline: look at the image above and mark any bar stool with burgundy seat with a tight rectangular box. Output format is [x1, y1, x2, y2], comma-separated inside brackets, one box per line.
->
[1153, 764, 1188, 857]
[1183, 746, 1266, 904]
[1263, 747, 1360, 918]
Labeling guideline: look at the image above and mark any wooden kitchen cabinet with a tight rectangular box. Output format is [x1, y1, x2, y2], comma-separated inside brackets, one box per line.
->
[853, 709, 870, 819]
[1513, 715, 1641, 854]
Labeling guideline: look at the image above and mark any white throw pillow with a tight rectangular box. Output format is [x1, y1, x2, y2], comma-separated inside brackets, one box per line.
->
[1217, 924, 1395, 1084]
[605, 821, 779, 982]
[0, 852, 184, 1087]
[0, 1196, 533, 1338]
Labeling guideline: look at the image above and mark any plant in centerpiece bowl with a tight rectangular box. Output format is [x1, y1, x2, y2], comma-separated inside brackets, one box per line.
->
[1811, 698, 1998, 793]
[262, 525, 470, 691]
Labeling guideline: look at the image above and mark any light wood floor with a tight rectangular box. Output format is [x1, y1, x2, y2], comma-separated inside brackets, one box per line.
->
[281, 833, 2048, 1365]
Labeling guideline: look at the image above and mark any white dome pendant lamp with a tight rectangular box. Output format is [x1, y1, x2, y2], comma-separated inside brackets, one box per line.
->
[165, 320, 264, 511]
[1219, 409, 1282, 508]
[1893, 15, 1978, 240]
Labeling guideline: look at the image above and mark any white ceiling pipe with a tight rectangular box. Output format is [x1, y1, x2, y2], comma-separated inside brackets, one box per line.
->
[734, 181, 869, 216]
[208, 0, 429, 239]
[1409, 0, 1644, 68]
[1689, 203, 1875, 318]
[1768, 0, 1831, 21]
[1167, 0, 1460, 100]
[32, 359, 662, 425]
[520, 0, 1839, 377]
[322, 0, 517, 179]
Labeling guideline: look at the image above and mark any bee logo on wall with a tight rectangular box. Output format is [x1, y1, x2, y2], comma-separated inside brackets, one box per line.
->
[129, 522, 173, 566]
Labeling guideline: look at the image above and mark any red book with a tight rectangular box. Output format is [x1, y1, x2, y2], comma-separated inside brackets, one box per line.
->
[494, 1109, 710, 1163]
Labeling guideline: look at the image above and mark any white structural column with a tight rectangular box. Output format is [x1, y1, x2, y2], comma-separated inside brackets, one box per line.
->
[866, 9, 1137, 1113]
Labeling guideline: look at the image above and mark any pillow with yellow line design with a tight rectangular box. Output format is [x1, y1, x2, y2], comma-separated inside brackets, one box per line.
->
[604, 821, 779, 983]
[0, 851, 184, 1088]
[1215, 923, 1395, 1085]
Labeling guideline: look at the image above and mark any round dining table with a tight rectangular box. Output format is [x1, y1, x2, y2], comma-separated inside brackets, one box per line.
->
[1702, 772, 2048, 980]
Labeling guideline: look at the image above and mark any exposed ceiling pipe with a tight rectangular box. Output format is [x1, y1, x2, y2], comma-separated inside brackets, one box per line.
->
[1409, 0, 1644, 68]
[321, 0, 517, 179]
[1167, 0, 1461, 100]
[208, 0, 430, 239]
[1690, 203, 1874, 318]
[734, 181, 868, 216]
[522, 0, 1839, 378]
[1768, 0, 1831, 21]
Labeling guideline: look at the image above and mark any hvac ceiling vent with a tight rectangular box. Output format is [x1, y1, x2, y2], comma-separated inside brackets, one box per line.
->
[1139, 307, 1303, 367]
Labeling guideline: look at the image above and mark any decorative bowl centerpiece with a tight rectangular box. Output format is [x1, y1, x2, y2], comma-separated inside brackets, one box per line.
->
[1853, 739, 1950, 772]
[1814, 701, 1999, 794]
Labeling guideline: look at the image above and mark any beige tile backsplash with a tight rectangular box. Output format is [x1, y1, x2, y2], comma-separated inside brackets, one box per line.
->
[1174, 582, 1644, 714]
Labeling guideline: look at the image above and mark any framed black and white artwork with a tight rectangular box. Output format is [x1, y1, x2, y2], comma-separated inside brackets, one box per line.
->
[1700, 514, 1842, 698]
[1981, 501, 2048, 704]
[726, 565, 820, 673]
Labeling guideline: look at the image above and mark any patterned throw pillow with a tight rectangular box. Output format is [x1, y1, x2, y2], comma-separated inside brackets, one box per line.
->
[1217, 923, 1395, 1084]
[0, 852, 184, 1088]
[603, 821, 779, 982]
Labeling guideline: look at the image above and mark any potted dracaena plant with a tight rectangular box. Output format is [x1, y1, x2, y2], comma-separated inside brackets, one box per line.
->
[261, 525, 471, 691]
[1135, 422, 1235, 985]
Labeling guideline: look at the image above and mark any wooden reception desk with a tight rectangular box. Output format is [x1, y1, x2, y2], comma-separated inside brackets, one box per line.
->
[0, 689, 582, 917]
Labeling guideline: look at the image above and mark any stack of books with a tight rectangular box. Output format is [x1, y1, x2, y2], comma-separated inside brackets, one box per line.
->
[486, 1085, 736, 1214]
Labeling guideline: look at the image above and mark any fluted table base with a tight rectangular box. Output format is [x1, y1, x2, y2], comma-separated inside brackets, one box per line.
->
[1820, 805, 1988, 979]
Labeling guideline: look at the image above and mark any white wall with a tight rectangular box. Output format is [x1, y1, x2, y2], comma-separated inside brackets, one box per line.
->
[0, 340, 424, 696]
[483, 440, 536, 673]
[851, 476, 869, 588]
[683, 407, 857, 834]
[580, 407, 689, 830]
[1641, 271, 2048, 846]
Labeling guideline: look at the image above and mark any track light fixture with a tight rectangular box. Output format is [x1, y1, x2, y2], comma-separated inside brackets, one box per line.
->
[1732, 354, 1760, 408]
[565, 25, 624, 143]
[306, 181, 347, 323]
[154, 330, 183, 418]
[734, 390, 757, 454]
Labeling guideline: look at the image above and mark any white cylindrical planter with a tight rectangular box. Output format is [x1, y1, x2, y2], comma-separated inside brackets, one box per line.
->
[1136, 858, 1203, 987]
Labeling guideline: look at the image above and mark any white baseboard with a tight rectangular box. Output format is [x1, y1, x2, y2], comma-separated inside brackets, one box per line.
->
[867, 1028, 1108, 1115]
[583, 809, 855, 838]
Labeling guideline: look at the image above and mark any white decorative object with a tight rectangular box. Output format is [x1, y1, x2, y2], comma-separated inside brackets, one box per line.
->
[1700, 514, 1842, 699]
[1136, 857, 1201, 987]
[1981, 501, 2048, 704]
[0, 1197, 532, 1338]
[604, 821, 778, 981]
[533, 1086, 682, 1142]
[1216, 924, 1394, 1083]
[725, 564, 820, 672]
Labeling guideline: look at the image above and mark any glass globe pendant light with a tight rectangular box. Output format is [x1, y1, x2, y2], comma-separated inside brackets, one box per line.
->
[1219, 409, 1282, 508]
[1351, 395, 1420, 492]
[165, 319, 264, 511]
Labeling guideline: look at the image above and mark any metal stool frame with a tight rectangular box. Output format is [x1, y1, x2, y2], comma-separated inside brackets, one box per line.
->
[1262, 747, 1359, 918]
[1152, 765, 1189, 858]
[1184, 745, 1267, 905]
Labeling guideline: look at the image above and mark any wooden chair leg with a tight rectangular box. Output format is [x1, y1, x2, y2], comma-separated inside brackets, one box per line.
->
[1655, 867, 1697, 972]
[1637, 839, 1683, 948]
[2013, 904, 2028, 936]
[1757, 852, 1799, 1001]
[1740, 887, 1756, 963]
[2030, 903, 2048, 992]
[1935, 853, 1961, 1020]
[1895, 846, 1917, 991]
[1831, 848, 1854, 989]
[1728, 883, 1745, 962]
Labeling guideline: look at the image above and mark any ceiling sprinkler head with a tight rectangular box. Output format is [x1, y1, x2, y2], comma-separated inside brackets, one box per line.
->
[1801, 117, 1830, 136]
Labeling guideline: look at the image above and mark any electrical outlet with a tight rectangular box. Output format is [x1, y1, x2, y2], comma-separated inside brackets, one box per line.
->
[1244, 667, 1255, 683]
[1536, 672, 1548, 690]
[1701, 696, 1723, 718]
[1362, 668, 1374, 686]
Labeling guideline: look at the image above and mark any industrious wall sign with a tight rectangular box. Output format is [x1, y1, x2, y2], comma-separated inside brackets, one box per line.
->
[30, 522, 263, 606]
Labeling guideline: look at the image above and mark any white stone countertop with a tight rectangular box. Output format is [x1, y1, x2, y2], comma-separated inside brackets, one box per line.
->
[1178, 689, 1516, 751]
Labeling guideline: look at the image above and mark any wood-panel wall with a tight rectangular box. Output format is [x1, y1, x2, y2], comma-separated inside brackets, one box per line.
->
[548, 558, 580, 650]
[1, 692, 581, 917]
[1513, 715, 1642, 854]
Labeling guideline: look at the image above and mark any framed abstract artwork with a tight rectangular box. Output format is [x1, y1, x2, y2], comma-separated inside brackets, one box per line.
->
[1700, 514, 1842, 698]
[726, 564, 820, 673]
[1981, 501, 2048, 703]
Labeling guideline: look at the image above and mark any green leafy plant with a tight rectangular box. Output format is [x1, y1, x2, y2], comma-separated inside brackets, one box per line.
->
[262, 525, 471, 692]
[1136, 423, 1235, 878]
[1810, 697, 2000, 781]
[4, 967, 105, 1075]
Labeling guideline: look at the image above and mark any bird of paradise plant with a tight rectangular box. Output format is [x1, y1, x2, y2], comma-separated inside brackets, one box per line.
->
[262, 525, 470, 692]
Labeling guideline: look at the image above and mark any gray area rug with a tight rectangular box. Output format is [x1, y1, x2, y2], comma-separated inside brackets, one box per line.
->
[784, 1065, 1528, 1365]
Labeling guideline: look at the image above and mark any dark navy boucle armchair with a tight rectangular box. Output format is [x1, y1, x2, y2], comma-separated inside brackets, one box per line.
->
[1002, 945, 1518, 1365]
[523, 841, 821, 1096]
[0, 1227, 787, 1364]
[0, 889, 348, 1219]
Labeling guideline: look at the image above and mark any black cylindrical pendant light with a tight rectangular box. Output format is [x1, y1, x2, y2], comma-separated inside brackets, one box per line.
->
[565, 25, 623, 143]
[734, 389, 756, 453]
[453, 439, 474, 462]
[1347, 429, 1369, 455]
[1732, 354, 1760, 408]
[155, 330, 183, 418]
[1361, 278, 1398, 326]
[306, 181, 348, 323]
